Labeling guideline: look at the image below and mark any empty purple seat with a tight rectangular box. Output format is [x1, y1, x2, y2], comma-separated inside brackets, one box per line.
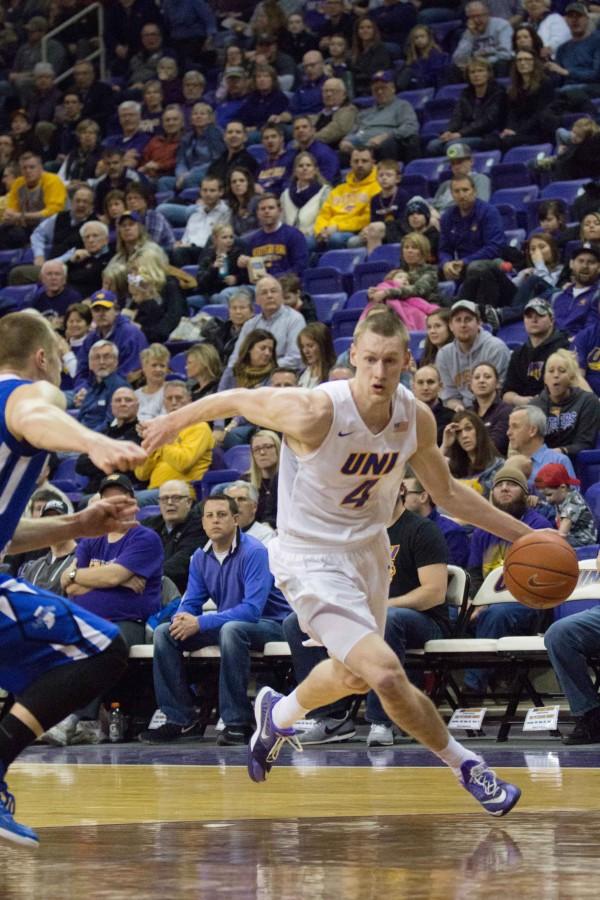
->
[353, 261, 389, 292]
[434, 83, 467, 101]
[409, 330, 426, 359]
[303, 267, 344, 294]
[540, 180, 589, 206]
[420, 118, 450, 140]
[495, 203, 519, 230]
[404, 156, 447, 183]
[332, 308, 361, 340]
[472, 150, 502, 174]
[346, 290, 369, 309]
[401, 174, 430, 198]
[491, 185, 539, 210]
[490, 163, 531, 192]
[397, 88, 434, 111]
[505, 228, 526, 248]
[319, 248, 367, 272]
[503, 143, 553, 165]
[497, 321, 527, 344]
[313, 293, 347, 324]
[247, 144, 267, 163]
[170, 352, 187, 376]
[333, 336, 352, 357]
[202, 304, 228, 319]
[178, 187, 199, 202]
[369, 244, 401, 266]
[422, 97, 455, 123]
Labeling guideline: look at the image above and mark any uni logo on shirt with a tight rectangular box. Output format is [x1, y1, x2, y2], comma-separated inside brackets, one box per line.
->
[341, 451, 399, 476]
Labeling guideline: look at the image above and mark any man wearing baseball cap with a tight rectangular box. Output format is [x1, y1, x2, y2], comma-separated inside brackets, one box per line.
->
[435, 299, 511, 410]
[534, 463, 597, 547]
[547, 3, 600, 97]
[339, 71, 419, 163]
[18, 499, 77, 597]
[432, 143, 491, 212]
[550, 243, 600, 336]
[464, 464, 553, 695]
[74, 289, 148, 390]
[503, 297, 571, 406]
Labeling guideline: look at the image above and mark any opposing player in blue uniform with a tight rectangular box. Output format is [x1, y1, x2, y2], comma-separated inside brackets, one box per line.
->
[0, 312, 146, 847]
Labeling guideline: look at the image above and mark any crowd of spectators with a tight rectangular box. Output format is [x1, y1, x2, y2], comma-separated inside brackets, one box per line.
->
[4, 0, 600, 748]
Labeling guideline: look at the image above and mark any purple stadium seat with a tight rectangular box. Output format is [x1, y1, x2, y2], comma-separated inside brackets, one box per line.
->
[332, 308, 361, 340]
[434, 83, 467, 101]
[495, 204, 519, 230]
[136, 505, 160, 521]
[490, 163, 531, 192]
[503, 144, 553, 165]
[400, 174, 430, 198]
[170, 352, 188, 376]
[404, 156, 447, 183]
[194, 469, 241, 500]
[369, 244, 401, 266]
[333, 336, 352, 356]
[576, 543, 600, 560]
[223, 445, 251, 473]
[354, 96, 375, 109]
[472, 150, 501, 174]
[313, 293, 347, 324]
[346, 290, 369, 309]
[422, 98, 456, 123]
[540, 180, 589, 206]
[303, 267, 344, 294]
[497, 321, 527, 344]
[420, 118, 450, 140]
[247, 144, 267, 163]
[505, 228, 526, 247]
[155, 191, 174, 204]
[210, 445, 225, 470]
[409, 330, 426, 359]
[491, 185, 539, 210]
[0, 285, 34, 309]
[178, 187, 199, 202]
[584, 485, 600, 531]
[353, 261, 389, 292]
[202, 304, 228, 319]
[319, 248, 367, 272]
[575, 450, 600, 494]
[397, 88, 435, 113]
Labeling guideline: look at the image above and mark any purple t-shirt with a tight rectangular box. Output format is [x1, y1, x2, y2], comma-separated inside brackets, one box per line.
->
[75, 525, 163, 622]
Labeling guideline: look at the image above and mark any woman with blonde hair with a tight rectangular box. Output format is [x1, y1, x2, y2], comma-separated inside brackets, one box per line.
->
[530, 349, 600, 457]
[250, 429, 281, 528]
[185, 343, 223, 401]
[126, 254, 187, 343]
[398, 232, 441, 304]
[280, 152, 330, 238]
[135, 343, 170, 421]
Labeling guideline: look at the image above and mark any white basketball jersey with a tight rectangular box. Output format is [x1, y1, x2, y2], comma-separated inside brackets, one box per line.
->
[277, 379, 418, 547]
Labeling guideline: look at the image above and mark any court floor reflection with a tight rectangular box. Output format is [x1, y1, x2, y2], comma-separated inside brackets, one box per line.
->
[1, 812, 599, 900]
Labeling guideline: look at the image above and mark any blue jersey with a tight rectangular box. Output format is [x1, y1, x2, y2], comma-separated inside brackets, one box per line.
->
[0, 375, 48, 555]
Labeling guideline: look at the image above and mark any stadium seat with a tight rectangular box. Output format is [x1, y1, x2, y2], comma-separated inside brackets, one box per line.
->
[346, 289, 369, 309]
[52, 458, 89, 492]
[505, 228, 526, 248]
[420, 118, 450, 140]
[540, 180, 589, 206]
[396, 88, 435, 112]
[223, 445, 251, 473]
[404, 155, 447, 181]
[352, 261, 388, 292]
[409, 330, 426, 359]
[503, 143, 553, 165]
[319, 248, 367, 272]
[210, 445, 225, 470]
[422, 97, 456, 123]
[332, 308, 361, 340]
[472, 151, 502, 173]
[354, 96, 375, 109]
[400, 174, 430, 198]
[490, 163, 531, 192]
[313, 292, 347, 324]
[302, 267, 344, 294]
[0, 285, 34, 309]
[178, 187, 199, 202]
[368, 244, 401, 266]
[491, 185, 539, 211]
[434, 83, 467, 101]
[575, 450, 600, 494]
[194, 469, 241, 499]
[170, 352, 187, 375]
[430, 20, 462, 50]
[155, 191, 174, 204]
[576, 544, 600, 560]
[333, 336, 352, 356]
[247, 144, 267, 163]
[495, 203, 519, 230]
[437, 280, 456, 303]
[202, 303, 228, 319]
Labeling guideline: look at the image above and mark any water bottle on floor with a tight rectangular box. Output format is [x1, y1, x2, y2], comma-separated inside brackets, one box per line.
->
[109, 702, 125, 743]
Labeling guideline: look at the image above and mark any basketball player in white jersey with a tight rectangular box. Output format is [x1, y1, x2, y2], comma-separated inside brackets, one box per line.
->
[142, 308, 532, 815]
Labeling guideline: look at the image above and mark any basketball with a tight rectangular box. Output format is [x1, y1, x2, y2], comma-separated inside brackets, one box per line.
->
[503, 532, 579, 609]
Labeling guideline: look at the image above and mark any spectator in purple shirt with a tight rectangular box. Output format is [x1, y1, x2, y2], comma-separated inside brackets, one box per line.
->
[103, 101, 151, 157]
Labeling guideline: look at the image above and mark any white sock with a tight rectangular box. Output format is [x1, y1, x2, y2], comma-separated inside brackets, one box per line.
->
[435, 736, 480, 778]
[271, 689, 309, 730]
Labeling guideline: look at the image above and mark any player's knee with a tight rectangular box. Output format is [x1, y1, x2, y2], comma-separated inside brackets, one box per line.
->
[342, 672, 370, 694]
[370, 662, 407, 699]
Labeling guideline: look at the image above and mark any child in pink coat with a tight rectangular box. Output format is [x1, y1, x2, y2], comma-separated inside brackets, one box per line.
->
[358, 269, 439, 331]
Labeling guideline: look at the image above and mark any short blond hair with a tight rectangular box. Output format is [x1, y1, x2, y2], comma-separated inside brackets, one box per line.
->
[140, 342, 170, 365]
[0, 312, 56, 369]
[545, 349, 581, 387]
[353, 309, 409, 347]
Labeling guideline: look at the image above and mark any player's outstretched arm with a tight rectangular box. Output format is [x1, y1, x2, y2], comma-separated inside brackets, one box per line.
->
[141, 387, 332, 454]
[409, 402, 533, 544]
[5, 380, 147, 473]
[7, 494, 140, 554]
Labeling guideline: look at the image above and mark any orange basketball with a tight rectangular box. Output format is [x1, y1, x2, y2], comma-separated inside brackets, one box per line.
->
[503, 532, 579, 609]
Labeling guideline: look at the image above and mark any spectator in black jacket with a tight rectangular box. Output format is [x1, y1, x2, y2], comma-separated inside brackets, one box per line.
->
[349, 17, 392, 97]
[196, 223, 244, 303]
[126, 255, 187, 345]
[502, 298, 571, 406]
[75, 386, 143, 494]
[144, 480, 207, 594]
[492, 50, 556, 151]
[66, 220, 112, 299]
[71, 60, 116, 131]
[426, 57, 506, 156]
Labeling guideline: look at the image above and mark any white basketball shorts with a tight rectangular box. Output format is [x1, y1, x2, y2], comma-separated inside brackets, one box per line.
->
[268, 532, 391, 664]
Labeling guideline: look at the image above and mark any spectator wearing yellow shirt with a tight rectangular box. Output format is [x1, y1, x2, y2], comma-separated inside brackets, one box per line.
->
[312, 146, 380, 249]
[0, 151, 67, 249]
[134, 379, 214, 505]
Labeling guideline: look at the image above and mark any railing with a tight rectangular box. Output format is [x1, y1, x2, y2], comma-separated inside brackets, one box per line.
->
[41, 2, 105, 86]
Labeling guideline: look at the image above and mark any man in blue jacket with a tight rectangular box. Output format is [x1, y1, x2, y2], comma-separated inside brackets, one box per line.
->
[438, 176, 504, 286]
[140, 494, 289, 746]
[74, 290, 148, 389]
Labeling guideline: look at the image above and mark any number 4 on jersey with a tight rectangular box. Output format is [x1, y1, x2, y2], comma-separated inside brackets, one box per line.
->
[341, 479, 378, 509]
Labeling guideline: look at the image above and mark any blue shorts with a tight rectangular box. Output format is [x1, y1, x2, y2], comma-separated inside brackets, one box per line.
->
[0, 574, 119, 695]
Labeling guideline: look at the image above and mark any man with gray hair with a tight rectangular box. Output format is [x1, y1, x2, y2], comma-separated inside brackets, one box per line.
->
[312, 77, 358, 149]
[26, 62, 61, 126]
[224, 481, 275, 545]
[144, 479, 207, 594]
[75, 386, 143, 494]
[74, 340, 128, 432]
[29, 259, 81, 318]
[103, 100, 150, 156]
[506, 405, 577, 488]
[67, 220, 112, 298]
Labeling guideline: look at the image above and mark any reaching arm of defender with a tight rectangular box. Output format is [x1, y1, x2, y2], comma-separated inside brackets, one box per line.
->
[5, 381, 147, 473]
[408, 402, 533, 544]
[141, 387, 333, 454]
[6, 495, 139, 554]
